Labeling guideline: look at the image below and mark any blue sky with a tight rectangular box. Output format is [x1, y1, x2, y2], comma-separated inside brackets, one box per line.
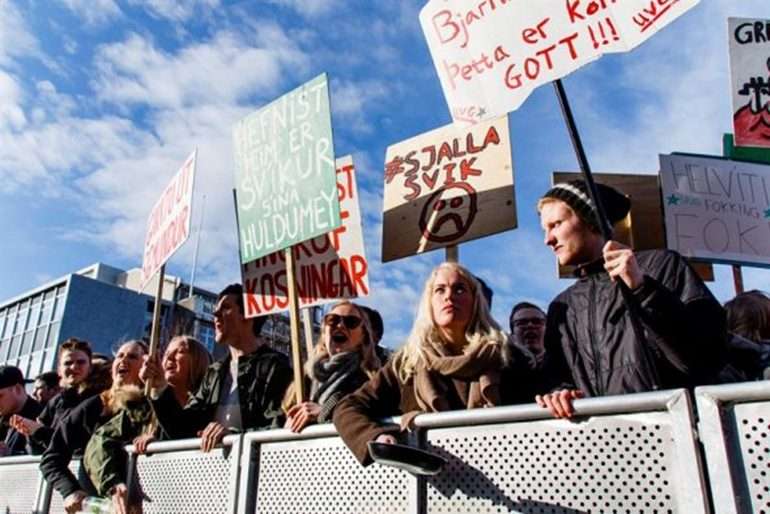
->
[1, 0, 770, 348]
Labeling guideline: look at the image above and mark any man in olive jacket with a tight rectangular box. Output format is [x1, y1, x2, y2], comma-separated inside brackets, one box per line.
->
[535, 181, 727, 418]
[142, 284, 292, 451]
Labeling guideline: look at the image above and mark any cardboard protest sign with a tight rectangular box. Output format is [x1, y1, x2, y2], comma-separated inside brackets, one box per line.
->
[728, 18, 770, 148]
[553, 171, 713, 280]
[660, 153, 770, 267]
[233, 73, 341, 263]
[141, 150, 196, 287]
[382, 116, 515, 262]
[241, 156, 369, 317]
[419, 0, 700, 124]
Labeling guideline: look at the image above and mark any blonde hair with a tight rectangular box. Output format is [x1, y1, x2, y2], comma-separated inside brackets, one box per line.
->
[392, 262, 509, 382]
[164, 335, 212, 394]
[283, 301, 382, 411]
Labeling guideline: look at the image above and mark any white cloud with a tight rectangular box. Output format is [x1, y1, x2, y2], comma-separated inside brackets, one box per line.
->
[128, 0, 220, 22]
[266, 0, 340, 17]
[0, 71, 26, 130]
[0, 0, 42, 65]
[93, 28, 308, 109]
[56, 0, 122, 24]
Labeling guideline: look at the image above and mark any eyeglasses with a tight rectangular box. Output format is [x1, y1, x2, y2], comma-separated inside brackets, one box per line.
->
[323, 313, 363, 330]
[512, 317, 546, 328]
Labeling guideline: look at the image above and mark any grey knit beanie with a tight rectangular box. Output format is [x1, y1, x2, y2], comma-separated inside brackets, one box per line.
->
[541, 180, 631, 233]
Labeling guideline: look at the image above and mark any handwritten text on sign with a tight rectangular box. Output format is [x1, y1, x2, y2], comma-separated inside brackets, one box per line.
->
[419, 0, 700, 124]
[660, 153, 770, 267]
[233, 73, 341, 263]
[382, 116, 515, 262]
[241, 156, 369, 317]
[729, 18, 770, 148]
[141, 150, 196, 287]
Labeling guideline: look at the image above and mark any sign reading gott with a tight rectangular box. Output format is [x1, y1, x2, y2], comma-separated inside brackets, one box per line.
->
[233, 73, 341, 263]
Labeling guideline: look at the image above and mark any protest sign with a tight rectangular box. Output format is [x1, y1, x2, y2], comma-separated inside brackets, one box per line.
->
[728, 18, 770, 148]
[241, 156, 369, 317]
[660, 153, 770, 267]
[553, 171, 714, 280]
[382, 116, 515, 262]
[233, 73, 341, 263]
[419, 0, 700, 124]
[141, 149, 197, 287]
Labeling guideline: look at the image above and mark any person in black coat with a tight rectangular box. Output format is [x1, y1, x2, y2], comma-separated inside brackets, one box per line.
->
[535, 181, 726, 418]
[0, 366, 42, 456]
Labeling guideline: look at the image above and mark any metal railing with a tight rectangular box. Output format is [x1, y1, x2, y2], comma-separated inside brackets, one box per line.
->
[2, 384, 768, 514]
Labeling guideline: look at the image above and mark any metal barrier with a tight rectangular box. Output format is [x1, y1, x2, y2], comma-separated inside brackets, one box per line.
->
[126, 434, 242, 514]
[0, 455, 47, 514]
[5, 386, 769, 513]
[695, 381, 770, 514]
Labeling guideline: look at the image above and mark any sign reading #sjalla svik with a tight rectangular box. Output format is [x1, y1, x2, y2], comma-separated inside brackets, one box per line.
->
[233, 73, 341, 263]
[660, 153, 770, 268]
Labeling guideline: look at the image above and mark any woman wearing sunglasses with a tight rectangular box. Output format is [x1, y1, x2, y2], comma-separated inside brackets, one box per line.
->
[283, 301, 382, 432]
[333, 262, 512, 465]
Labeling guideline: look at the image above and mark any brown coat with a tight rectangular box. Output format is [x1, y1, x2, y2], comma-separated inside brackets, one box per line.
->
[332, 357, 538, 465]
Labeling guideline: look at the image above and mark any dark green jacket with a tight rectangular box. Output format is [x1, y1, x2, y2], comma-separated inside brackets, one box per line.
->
[83, 393, 152, 496]
[151, 345, 292, 438]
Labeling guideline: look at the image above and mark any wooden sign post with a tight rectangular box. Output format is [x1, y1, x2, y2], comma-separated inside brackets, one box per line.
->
[285, 248, 304, 403]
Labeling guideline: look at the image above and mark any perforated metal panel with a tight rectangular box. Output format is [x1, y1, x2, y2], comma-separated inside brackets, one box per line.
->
[135, 447, 235, 514]
[732, 401, 770, 513]
[254, 437, 415, 514]
[426, 413, 680, 514]
[0, 460, 43, 514]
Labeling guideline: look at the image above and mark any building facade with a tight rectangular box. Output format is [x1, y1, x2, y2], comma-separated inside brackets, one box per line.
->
[0, 263, 309, 380]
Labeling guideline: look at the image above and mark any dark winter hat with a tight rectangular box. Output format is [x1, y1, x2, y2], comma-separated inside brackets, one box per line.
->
[540, 180, 631, 233]
[0, 366, 25, 389]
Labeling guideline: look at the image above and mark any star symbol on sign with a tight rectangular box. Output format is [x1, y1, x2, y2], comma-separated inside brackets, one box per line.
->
[764, 208, 770, 219]
[667, 194, 680, 206]
[477, 107, 486, 118]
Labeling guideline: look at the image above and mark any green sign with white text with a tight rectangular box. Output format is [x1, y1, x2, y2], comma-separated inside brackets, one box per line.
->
[233, 73, 340, 263]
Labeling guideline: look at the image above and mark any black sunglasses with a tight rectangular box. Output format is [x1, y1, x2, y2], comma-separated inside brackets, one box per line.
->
[323, 313, 363, 330]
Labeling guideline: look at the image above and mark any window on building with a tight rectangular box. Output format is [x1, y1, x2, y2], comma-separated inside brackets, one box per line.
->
[40, 298, 54, 325]
[33, 325, 48, 353]
[53, 289, 66, 321]
[14, 304, 28, 336]
[47, 322, 60, 349]
[28, 351, 44, 378]
[21, 329, 34, 356]
[9, 334, 21, 359]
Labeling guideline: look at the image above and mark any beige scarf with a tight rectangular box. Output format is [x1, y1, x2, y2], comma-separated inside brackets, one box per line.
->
[401, 339, 505, 429]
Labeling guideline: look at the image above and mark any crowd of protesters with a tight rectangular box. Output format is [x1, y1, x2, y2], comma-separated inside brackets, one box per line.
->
[0, 180, 768, 512]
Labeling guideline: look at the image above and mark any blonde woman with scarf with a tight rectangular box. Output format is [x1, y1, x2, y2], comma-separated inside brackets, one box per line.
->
[333, 262, 514, 465]
[283, 301, 382, 432]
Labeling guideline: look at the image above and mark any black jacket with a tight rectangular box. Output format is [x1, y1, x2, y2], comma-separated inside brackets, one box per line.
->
[39, 395, 110, 499]
[28, 387, 99, 455]
[545, 249, 727, 397]
[151, 345, 292, 438]
[3, 396, 42, 455]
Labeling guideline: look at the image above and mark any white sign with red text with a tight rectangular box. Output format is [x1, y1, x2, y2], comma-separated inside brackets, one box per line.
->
[241, 156, 369, 317]
[141, 150, 197, 288]
[419, 0, 700, 125]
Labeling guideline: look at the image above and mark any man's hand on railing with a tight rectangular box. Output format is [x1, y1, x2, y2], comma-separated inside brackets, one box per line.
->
[133, 433, 156, 454]
[140, 353, 167, 396]
[285, 402, 321, 433]
[63, 490, 87, 514]
[9, 414, 42, 436]
[536, 389, 585, 419]
[198, 422, 228, 453]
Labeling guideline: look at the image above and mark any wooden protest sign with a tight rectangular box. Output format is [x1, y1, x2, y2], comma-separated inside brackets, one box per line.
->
[553, 172, 714, 280]
[241, 156, 369, 317]
[141, 149, 197, 288]
[728, 18, 770, 149]
[660, 153, 770, 268]
[233, 73, 341, 263]
[419, 0, 700, 124]
[382, 116, 515, 262]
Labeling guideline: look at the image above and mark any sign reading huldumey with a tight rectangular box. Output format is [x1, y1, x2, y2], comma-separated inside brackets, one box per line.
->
[233, 73, 341, 263]
[382, 116, 515, 262]
[729, 18, 770, 148]
[660, 153, 770, 267]
[141, 150, 197, 287]
[241, 156, 369, 317]
[419, 0, 699, 124]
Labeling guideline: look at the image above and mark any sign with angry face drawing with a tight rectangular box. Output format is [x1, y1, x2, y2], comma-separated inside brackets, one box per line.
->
[382, 116, 516, 262]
